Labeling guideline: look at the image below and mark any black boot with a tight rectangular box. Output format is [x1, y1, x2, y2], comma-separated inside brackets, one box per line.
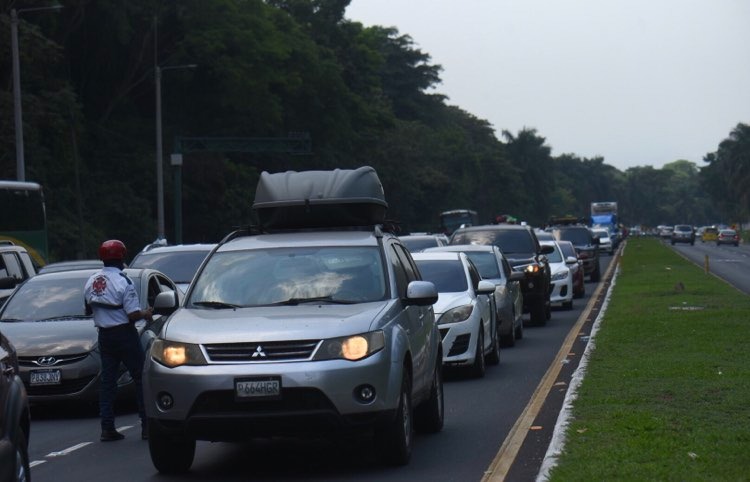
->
[101, 428, 125, 442]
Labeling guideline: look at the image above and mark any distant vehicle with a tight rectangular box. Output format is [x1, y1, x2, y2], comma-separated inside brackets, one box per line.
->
[129, 244, 216, 294]
[412, 252, 498, 377]
[590, 201, 619, 247]
[557, 240, 585, 299]
[701, 226, 719, 243]
[0, 243, 37, 307]
[658, 226, 674, 239]
[592, 228, 614, 254]
[540, 241, 574, 310]
[671, 225, 695, 245]
[0, 268, 178, 404]
[0, 181, 49, 266]
[551, 225, 601, 282]
[399, 234, 448, 253]
[716, 229, 739, 246]
[439, 209, 478, 236]
[0, 327, 31, 482]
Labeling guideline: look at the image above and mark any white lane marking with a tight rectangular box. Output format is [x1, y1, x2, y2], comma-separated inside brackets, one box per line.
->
[30, 460, 47, 468]
[46, 441, 93, 457]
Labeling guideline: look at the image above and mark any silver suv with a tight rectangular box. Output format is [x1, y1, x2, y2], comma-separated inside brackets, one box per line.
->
[144, 167, 443, 473]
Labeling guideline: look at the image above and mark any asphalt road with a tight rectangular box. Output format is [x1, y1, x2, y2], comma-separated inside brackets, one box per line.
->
[26, 254, 615, 482]
[667, 238, 750, 295]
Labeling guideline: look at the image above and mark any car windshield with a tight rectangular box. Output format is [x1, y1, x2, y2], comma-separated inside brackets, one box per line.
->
[400, 237, 440, 252]
[451, 229, 534, 256]
[0, 276, 141, 321]
[674, 225, 692, 232]
[130, 250, 210, 283]
[414, 259, 468, 293]
[462, 252, 501, 279]
[555, 228, 591, 245]
[188, 247, 386, 307]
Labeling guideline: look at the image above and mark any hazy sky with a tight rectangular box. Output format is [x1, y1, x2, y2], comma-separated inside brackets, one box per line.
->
[346, 0, 750, 171]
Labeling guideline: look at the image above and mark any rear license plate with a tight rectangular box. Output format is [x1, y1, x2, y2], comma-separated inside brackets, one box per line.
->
[235, 377, 281, 400]
[30, 369, 61, 386]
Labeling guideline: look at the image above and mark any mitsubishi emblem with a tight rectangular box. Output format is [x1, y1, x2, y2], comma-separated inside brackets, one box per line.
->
[251, 346, 266, 358]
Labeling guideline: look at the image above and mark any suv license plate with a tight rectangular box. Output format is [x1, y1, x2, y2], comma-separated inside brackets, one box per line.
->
[235, 377, 281, 400]
[30, 369, 61, 385]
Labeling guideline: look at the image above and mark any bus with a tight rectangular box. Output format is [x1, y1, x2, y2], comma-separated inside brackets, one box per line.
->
[439, 209, 478, 236]
[0, 181, 48, 266]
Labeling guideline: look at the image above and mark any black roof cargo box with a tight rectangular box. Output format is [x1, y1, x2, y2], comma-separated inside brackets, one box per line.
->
[253, 166, 388, 229]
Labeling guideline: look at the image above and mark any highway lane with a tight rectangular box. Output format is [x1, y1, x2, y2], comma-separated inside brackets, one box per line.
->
[27, 255, 614, 482]
[668, 239, 750, 295]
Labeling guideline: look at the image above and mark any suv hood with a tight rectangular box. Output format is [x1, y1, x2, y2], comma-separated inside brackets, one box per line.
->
[162, 301, 392, 344]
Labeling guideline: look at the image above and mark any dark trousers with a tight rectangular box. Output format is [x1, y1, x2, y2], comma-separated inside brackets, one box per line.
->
[98, 323, 145, 430]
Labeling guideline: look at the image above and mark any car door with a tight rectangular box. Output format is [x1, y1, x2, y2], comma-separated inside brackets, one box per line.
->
[467, 259, 492, 352]
[391, 242, 431, 394]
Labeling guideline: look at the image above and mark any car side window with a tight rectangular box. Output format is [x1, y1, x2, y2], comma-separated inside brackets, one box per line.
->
[394, 245, 419, 283]
[499, 255, 512, 279]
[18, 252, 35, 278]
[467, 260, 481, 290]
[389, 245, 409, 298]
[0, 253, 23, 280]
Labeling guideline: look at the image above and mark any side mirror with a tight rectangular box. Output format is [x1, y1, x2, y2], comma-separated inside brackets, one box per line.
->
[154, 290, 179, 316]
[540, 244, 554, 255]
[565, 256, 578, 265]
[0, 277, 17, 289]
[476, 280, 496, 295]
[405, 280, 438, 306]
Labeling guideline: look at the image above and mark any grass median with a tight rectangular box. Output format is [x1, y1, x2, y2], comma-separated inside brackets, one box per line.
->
[548, 237, 750, 481]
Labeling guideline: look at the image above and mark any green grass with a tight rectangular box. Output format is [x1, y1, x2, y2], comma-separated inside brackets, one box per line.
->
[548, 238, 750, 481]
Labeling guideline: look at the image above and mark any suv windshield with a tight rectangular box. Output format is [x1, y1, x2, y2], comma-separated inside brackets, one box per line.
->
[555, 228, 592, 245]
[189, 247, 386, 307]
[451, 230, 534, 255]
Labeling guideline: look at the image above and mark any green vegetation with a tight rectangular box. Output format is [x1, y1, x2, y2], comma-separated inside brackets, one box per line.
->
[549, 238, 750, 481]
[0, 1, 747, 260]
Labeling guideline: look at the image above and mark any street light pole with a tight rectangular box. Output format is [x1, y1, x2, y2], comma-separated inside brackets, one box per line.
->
[155, 64, 196, 241]
[10, 5, 63, 182]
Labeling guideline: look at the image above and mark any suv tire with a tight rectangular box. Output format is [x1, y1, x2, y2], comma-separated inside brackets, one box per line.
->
[149, 421, 196, 474]
[486, 323, 501, 364]
[376, 370, 413, 466]
[470, 328, 486, 378]
[414, 358, 444, 433]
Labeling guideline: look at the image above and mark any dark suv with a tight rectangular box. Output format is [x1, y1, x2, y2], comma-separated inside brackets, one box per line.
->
[551, 226, 601, 282]
[450, 224, 553, 325]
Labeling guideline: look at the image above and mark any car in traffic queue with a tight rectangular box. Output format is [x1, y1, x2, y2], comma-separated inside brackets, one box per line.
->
[0, 268, 178, 404]
[716, 229, 740, 246]
[556, 240, 585, 299]
[144, 167, 444, 473]
[551, 225, 601, 282]
[701, 226, 719, 243]
[0, 243, 37, 308]
[412, 252, 499, 377]
[129, 243, 216, 294]
[449, 224, 553, 325]
[37, 259, 103, 274]
[671, 224, 696, 245]
[592, 228, 614, 254]
[424, 244, 525, 347]
[0, 327, 31, 482]
[540, 240, 574, 310]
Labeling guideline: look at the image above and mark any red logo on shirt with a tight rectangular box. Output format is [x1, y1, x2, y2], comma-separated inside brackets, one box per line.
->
[92, 275, 107, 295]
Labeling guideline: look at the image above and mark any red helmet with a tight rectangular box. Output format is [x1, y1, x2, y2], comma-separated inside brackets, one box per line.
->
[98, 240, 127, 261]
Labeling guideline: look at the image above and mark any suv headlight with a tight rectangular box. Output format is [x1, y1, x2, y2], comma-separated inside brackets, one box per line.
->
[313, 331, 385, 361]
[551, 269, 569, 281]
[524, 264, 541, 274]
[151, 339, 207, 368]
[437, 305, 473, 325]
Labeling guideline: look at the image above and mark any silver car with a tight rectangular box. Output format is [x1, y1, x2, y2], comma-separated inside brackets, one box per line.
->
[0, 268, 177, 403]
[424, 245, 525, 346]
[144, 229, 443, 472]
[129, 243, 216, 294]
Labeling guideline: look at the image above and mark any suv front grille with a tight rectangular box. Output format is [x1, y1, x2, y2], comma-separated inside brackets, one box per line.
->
[204, 340, 321, 363]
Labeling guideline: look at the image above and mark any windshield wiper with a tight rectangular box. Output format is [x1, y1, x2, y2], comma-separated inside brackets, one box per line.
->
[38, 315, 91, 322]
[192, 301, 240, 309]
[270, 296, 356, 306]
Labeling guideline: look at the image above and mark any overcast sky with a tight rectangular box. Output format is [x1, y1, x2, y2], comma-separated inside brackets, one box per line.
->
[345, 0, 750, 171]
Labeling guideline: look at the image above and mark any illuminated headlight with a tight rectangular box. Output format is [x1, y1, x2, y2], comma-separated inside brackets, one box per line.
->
[437, 305, 473, 325]
[551, 269, 569, 281]
[313, 331, 385, 361]
[524, 264, 541, 274]
[151, 339, 207, 368]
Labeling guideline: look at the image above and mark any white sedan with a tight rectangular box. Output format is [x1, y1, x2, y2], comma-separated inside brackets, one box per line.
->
[540, 240, 575, 310]
[412, 252, 498, 378]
